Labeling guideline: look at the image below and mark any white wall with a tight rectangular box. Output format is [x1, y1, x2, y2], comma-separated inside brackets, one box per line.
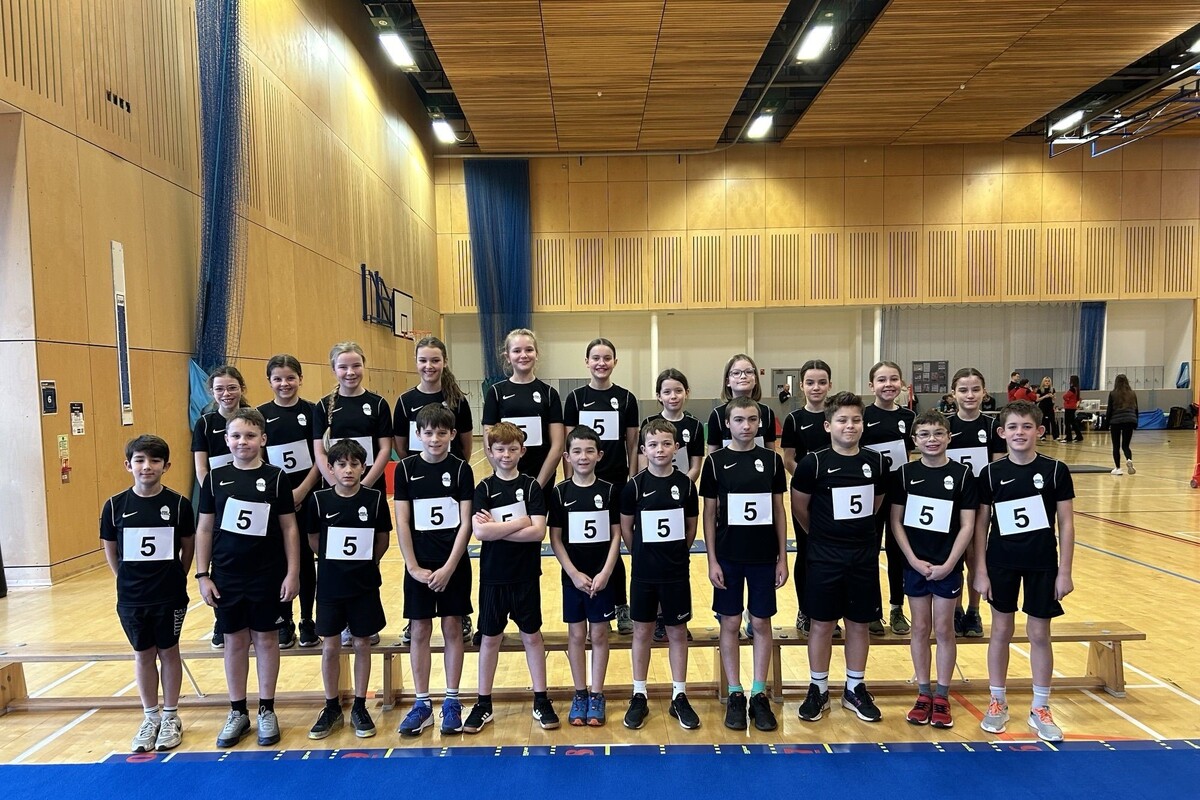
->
[1104, 299, 1194, 389]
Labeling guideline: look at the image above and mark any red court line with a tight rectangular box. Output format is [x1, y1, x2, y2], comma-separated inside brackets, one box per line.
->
[952, 691, 1013, 741]
[1074, 511, 1200, 548]
[950, 690, 1134, 742]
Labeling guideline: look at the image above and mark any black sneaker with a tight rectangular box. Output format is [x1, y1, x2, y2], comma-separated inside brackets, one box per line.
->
[308, 705, 344, 740]
[749, 692, 777, 731]
[623, 693, 649, 729]
[532, 696, 560, 730]
[298, 619, 320, 648]
[463, 703, 493, 734]
[724, 691, 747, 730]
[471, 630, 483, 647]
[350, 705, 376, 738]
[962, 609, 984, 638]
[798, 683, 830, 722]
[954, 606, 966, 637]
[653, 616, 667, 642]
[278, 620, 297, 650]
[462, 615, 474, 643]
[211, 629, 224, 650]
[842, 683, 883, 722]
[669, 693, 701, 730]
[400, 622, 412, 645]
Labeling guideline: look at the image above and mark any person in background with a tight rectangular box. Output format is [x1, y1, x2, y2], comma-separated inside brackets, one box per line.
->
[1106, 375, 1139, 476]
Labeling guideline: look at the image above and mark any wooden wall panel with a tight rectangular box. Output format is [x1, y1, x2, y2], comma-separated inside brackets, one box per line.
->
[964, 228, 999, 301]
[1162, 222, 1198, 298]
[847, 228, 882, 304]
[1122, 222, 1159, 298]
[728, 232, 761, 307]
[887, 228, 920, 303]
[1081, 223, 1119, 299]
[1002, 226, 1040, 300]
[1043, 225, 1077, 299]
[808, 229, 842, 306]
[533, 236, 569, 311]
[651, 234, 685, 306]
[924, 227, 960, 302]
[138, 0, 198, 188]
[768, 230, 804, 304]
[611, 235, 646, 309]
[74, 0, 139, 160]
[688, 232, 723, 308]
[0, 0, 75, 127]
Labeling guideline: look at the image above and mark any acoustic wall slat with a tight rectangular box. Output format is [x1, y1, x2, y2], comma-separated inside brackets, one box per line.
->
[1043, 225, 1077, 299]
[454, 236, 476, 311]
[689, 232, 723, 308]
[574, 236, 606, 309]
[652, 234, 684, 305]
[924, 227, 959, 301]
[1003, 226, 1039, 300]
[532, 236, 569, 310]
[808, 229, 841, 306]
[1081, 223, 1118, 298]
[1122, 222, 1158, 298]
[612, 235, 646, 308]
[847, 228, 882, 304]
[728, 232, 761, 307]
[769, 231, 804, 304]
[1162, 223, 1197, 297]
[887, 228, 919, 302]
[964, 228, 998, 301]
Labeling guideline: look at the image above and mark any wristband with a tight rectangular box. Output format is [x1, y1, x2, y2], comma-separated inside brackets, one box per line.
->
[195, 572, 210, 579]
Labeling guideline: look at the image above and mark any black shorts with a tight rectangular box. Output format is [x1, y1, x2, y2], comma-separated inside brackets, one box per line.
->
[629, 579, 692, 625]
[712, 560, 778, 619]
[214, 594, 288, 634]
[477, 581, 542, 637]
[403, 559, 473, 620]
[804, 541, 882, 624]
[562, 581, 616, 624]
[985, 564, 1064, 619]
[117, 603, 187, 651]
[904, 567, 964, 600]
[316, 592, 387, 638]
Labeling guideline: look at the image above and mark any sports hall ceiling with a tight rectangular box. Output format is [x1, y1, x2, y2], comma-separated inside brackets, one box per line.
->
[360, 0, 1200, 154]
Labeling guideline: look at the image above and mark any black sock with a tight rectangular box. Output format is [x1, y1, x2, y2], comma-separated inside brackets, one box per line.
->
[325, 697, 341, 713]
[534, 691, 548, 702]
[231, 699, 248, 715]
[259, 698, 275, 713]
[574, 689, 587, 699]
[353, 696, 366, 711]
[477, 694, 492, 707]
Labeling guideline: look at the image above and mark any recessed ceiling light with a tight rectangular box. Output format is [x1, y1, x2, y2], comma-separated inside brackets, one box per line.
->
[380, 33, 418, 71]
[1049, 110, 1084, 133]
[796, 24, 834, 61]
[747, 114, 774, 139]
[432, 119, 457, 144]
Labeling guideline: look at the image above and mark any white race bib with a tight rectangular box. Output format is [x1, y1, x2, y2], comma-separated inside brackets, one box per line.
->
[490, 500, 528, 524]
[408, 420, 425, 452]
[123, 527, 173, 562]
[503, 416, 543, 447]
[722, 435, 765, 449]
[267, 441, 313, 474]
[728, 492, 773, 526]
[949, 446, 988, 477]
[351, 436, 376, 466]
[209, 453, 235, 470]
[221, 498, 269, 537]
[414, 496, 460, 530]
[568, 510, 611, 544]
[672, 448, 690, 473]
[580, 411, 620, 442]
[902, 495, 954, 534]
[326, 526, 374, 561]
[864, 440, 907, 472]
[994, 496, 1051, 536]
[640, 507, 685, 543]
[831, 485, 874, 520]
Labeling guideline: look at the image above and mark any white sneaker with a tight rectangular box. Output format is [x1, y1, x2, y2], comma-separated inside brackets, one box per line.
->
[131, 715, 160, 753]
[980, 698, 1009, 734]
[1126, 460, 1136, 475]
[1111, 468, 1123, 475]
[1028, 706, 1064, 742]
[155, 714, 182, 751]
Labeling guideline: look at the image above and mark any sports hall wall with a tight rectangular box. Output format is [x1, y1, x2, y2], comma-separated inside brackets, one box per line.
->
[0, 0, 439, 585]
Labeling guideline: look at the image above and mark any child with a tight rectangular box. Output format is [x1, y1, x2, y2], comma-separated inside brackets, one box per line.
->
[791, 392, 887, 724]
[465, 422, 557, 732]
[548, 426, 622, 726]
[313, 342, 394, 492]
[194, 408, 300, 748]
[304, 439, 393, 739]
[100, 435, 195, 752]
[563, 338, 639, 635]
[888, 411, 978, 729]
[259, 354, 321, 649]
[707, 354, 778, 455]
[640, 368, 704, 482]
[621, 419, 701, 730]
[482, 328, 564, 488]
[701, 398, 787, 732]
[394, 405, 475, 736]
[974, 400, 1076, 742]
[861, 361, 915, 637]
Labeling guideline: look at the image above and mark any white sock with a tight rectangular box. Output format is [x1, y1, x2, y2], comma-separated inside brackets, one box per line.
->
[846, 670, 865, 692]
[416, 692, 431, 707]
[633, 680, 648, 697]
[811, 671, 829, 693]
[989, 685, 1007, 704]
[162, 707, 178, 719]
[1032, 684, 1051, 709]
[144, 706, 161, 720]
[672, 681, 686, 699]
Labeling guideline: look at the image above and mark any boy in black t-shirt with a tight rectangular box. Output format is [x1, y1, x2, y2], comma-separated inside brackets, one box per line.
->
[701, 398, 787, 732]
[548, 426, 621, 727]
[888, 411, 978, 730]
[791, 392, 888, 724]
[100, 434, 195, 753]
[464, 422, 557, 733]
[621, 419, 701, 731]
[304, 439, 392, 739]
[195, 408, 300, 748]
[974, 401, 1075, 742]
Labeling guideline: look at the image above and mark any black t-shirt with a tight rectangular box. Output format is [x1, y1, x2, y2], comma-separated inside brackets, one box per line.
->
[947, 413, 1006, 477]
[393, 387, 474, 460]
[547, 478, 619, 581]
[706, 402, 778, 449]
[621, 469, 699, 583]
[99, 487, 194, 607]
[978, 455, 1074, 570]
[258, 399, 317, 491]
[473, 473, 547, 585]
[791, 448, 887, 548]
[305, 486, 392, 600]
[861, 404, 915, 474]
[482, 379, 563, 482]
[563, 384, 640, 484]
[699, 446, 787, 564]
[198, 462, 295, 585]
[887, 459, 979, 565]
[641, 412, 705, 476]
[1036, 387, 1056, 414]
[191, 411, 234, 470]
[394, 454, 475, 567]
[312, 391, 394, 475]
[781, 408, 831, 463]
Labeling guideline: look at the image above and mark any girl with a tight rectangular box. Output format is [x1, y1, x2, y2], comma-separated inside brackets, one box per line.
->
[258, 355, 321, 649]
[481, 328, 565, 488]
[1036, 377, 1060, 441]
[393, 336, 473, 461]
[707, 354, 778, 455]
[1061, 375, 1083, 443]
[641, 368, 704, 483]
[861, 361, 915, 637]
[563, 338, 640, 635]
[1107, 374, 1139, 476]
[313, 343, 394, 492]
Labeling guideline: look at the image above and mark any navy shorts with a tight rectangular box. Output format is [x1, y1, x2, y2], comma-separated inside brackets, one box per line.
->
[986, 564, 1064, 619]
[477, 581, 542, 637]
[903, 567, 964, 600]
[562, 580, 616, 624]
[629, 579, 691, 625]
[712, 560, 778, 619]
[117, 603, 187, 651]
[316, 591, 387, 638]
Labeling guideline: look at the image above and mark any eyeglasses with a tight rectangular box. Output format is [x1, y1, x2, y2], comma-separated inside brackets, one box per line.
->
[914, 431, 948, 440]
[729, 369, 756, 378]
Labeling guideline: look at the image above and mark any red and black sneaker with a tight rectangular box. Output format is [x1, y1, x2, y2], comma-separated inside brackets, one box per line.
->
[930, 695, 954, 729]
[906, 693, 932, 725]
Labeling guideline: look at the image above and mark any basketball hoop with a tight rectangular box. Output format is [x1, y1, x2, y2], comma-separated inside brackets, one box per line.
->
[401, 329, 434, 343]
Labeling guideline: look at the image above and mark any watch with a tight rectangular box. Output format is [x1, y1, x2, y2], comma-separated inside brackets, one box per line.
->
[195, 571, 210, 579]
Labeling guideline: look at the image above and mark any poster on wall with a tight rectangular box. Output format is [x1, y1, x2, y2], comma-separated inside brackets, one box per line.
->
[113, 241, 133, 426]
[911, 360, 949, 394]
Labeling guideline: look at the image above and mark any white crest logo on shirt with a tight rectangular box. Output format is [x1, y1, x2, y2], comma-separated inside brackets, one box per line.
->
[754, 458, 764, 473]
[594, 494, 604, 509]
[670, 485, 681, 501]
[160, 506, 171, 521]
[682, 429, 691, 443]
[977, 429, 988, 443]
[898, 420, 907, 434]
[298, 414, 307, 427]
[1033, 473, 1045, 490]
[442, 472, 452, 488]
[532, 391, 542, 404]
[363, 403, 372, 416]
[862, 464, 873, 478]
[610, 397, 619, 410]
[358, 506, 369, 522]
[944, 476, 955, 491]
[255, 478, 267, 492]
[516, 488, 525, 502]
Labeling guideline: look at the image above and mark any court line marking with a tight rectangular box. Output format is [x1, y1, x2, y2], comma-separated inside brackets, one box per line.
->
[1075, 511, 1200, 549]
[1075, 642, 1200, 708]
[10, 709, 98, 764]
[1075, 541, 1200, 585]
[29, 662, 98, 698]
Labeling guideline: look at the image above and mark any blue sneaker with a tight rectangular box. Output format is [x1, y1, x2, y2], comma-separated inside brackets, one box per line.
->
[569, 694, 588, 727]
[398, 702, 433, 737]
[586, 693, 606, 727]
[440, 698, 463, 734]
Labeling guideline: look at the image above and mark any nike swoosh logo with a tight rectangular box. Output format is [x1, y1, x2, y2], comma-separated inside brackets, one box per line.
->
[411, 475, 425, 481]
[827, 468, 841, 473]
[676, 613, 688, 621]
[910, 480, 924, 485]
[723, 463, 736, 469]
[866, 422, 881, 427]
[950, 431, 962, 437]
[330, 407, 342, 414]
[266, 417, 280, 423]
[1000, 479, 1015, 485]
[583, 402, 596, 408]
[325, 512, 338, 519]
[122, 512, 137, 518]
[564, 501, 577, 507]
[800, 424, 814, 430]
[213, 428, 225, 434]
[490, 492, 501, 497]
[219, 480, 234, 486]
[603, 609, 617, 619]
[643, 491, 655, 497]
[502, 394, 516, 400]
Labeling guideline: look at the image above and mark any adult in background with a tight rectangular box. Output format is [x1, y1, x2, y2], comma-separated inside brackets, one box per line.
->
[1006, 372, 1022, 402]
[1106, 374, 1139, 476]
[1036, 377, 1059, 442]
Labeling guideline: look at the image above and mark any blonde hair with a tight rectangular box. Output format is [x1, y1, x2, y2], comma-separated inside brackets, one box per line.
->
[324, 342, 367, 447]
[415, 335, 466, 410]
[501, 328, 538, 377]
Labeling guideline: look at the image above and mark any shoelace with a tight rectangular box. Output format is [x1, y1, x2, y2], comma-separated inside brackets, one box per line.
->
[986, 699, 1006, 716]
[912, 697, 932, 712]
[1032, 706, 1055, 724]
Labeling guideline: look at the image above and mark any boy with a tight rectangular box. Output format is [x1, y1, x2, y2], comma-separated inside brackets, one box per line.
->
[465, 421, 557, 732]
[394, 405, 475, 736]
[791, 392, 888, 723]
[548, 426, 621, 726]
[195, 408, 300, 748]
[701, 398, 788, 732]
[974, 400, 1075, 742]
[621, 419, 701, 730]
[100, 434, 195, 752]
[887, 411, 978, 729]
[305, 439, 393, 739]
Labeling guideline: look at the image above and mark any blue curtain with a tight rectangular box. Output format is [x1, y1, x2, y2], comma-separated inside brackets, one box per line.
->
[1079, 301, 1105, 390]
[464, 160, 533, 383]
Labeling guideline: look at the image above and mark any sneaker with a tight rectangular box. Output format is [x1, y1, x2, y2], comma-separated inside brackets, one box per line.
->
[1126, 460, 1136, 475]
[472, 630, 483, 647]
[257, 708, 281, 746]
[368, 632, 380, 645]
[210, 629, 224, 650]
[906, 693, 932, 725]
[1111, 468, 1123, 476]
[616, 604, 633, 635]
[400, 622, 412, 645]
[954, 606, 965, 637]
[155, 714, 182, 751]
[653, 616, 667, 642]
[724, 691, 747, 730]
[833, 622, 843, 639]
[532, 696, 560, 730]
[798, 683, 829, 722]
[309, 705, 345, 740]
[586, 693, 606, 727]
[216, 709, 250, 747]
[841, 684, 882, 722]
[340, 626, 352, 646]
[962, 609, 984, 638]
[931, 695, 953, 729]
[351, 705, 376, 738]
[890, 607, 911, 635]
[1028, 706, 1063, 742]
[298, 619, 320, 648]
[868, 618, 886, 636]
[399, 703, 433, 737]
[440, 698, 464, 734]
[462, 615, 474, 643]
[669, 693, 701, 730]
[278, 620, 297, 650]
[981, 698, 1009, 733]
[741, 611, 754, 640]
[568, 694, 588, 726]
[623, 693, 649, 729]
[795, 612, 810, 637]
[131, 716, 160, 752]
[463, 703, 493, 734]
[749, 692, 777, 732]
